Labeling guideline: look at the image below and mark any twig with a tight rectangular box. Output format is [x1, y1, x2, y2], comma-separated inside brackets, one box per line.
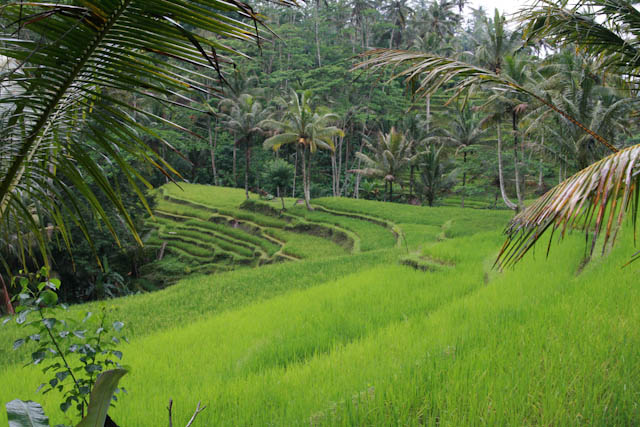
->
[167, 399, 173, 427]
[0, 273, 14, 315]
[185, 401, 206, 427]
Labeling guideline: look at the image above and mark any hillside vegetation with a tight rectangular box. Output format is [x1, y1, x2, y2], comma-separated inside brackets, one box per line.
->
[1, 185, 638, 425]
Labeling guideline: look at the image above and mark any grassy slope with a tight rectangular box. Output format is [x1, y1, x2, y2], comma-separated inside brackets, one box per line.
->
[2, 189, 638, 425]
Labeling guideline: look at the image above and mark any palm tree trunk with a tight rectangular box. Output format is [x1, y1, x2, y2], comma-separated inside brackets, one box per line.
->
[244, 140, 250, 200]
[331, 153, 338, 196]
[292, 149, 298, 198]
[314, 1, 322, 67]
[512, 112, 524, 212]
[537, 157, 544, 192]
[301, 145, 313, 210]
[461, 151, 466, 208]
[232, 140, 237, 187]
[209, 115, 218, 186]
[389, 180, 393, 202]
[497, 119, 517, 210]
[279, 187, 285, 210]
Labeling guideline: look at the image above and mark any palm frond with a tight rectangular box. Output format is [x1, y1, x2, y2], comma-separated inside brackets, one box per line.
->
[520, 0, 640, 76]
[0, 0, 277, 269]
[354, 48, 618, 153]
[497, 144, 640, 268]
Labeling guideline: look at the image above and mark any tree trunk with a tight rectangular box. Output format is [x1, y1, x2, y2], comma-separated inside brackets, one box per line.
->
[389, 180, 393, 202]
[497, 119, 517, 210]
[512, 111, 524, 212]
[461, 151, 466, 208]
[301, 146, 313, 210]
[209, 116, 219, 186]
[292, 149, 298, 198]
[244, 140, 250, 200]
[331, 153, 338, 197]
[0, 273, 14, 315]
[279, 187, 285, 210]
[232, 140, 237, 187]
[354, 143, 363, 198]
[314, 1, 322, 67]
[537, 158, 544, 192]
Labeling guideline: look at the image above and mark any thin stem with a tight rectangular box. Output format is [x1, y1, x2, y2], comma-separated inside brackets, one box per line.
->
[39, 308, 88, 408]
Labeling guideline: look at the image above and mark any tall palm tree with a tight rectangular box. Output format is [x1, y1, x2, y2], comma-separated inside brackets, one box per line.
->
[352, 128, 415, 202]
[533, 50, 632, 171]
[382, 0, 414, 48]
[484, 54, 535, 211]
[0, 0, 274, 278]
[475, 9, 523, 211]
[263, 91, 343, 210]
[423, 0, 460, 39]
[440, 106, 487, 208]
[418, 143, 447, 206]
[220, 94, 273, 199]
[355, 0, 640, 266]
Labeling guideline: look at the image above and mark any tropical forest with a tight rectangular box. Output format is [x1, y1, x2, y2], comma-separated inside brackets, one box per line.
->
[1, 0, 640, 425]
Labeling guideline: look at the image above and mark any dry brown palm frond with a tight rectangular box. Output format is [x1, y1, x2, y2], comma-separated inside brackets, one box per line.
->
[497, 144, 640, 268]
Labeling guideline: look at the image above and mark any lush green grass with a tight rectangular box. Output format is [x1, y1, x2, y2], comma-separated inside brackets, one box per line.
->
[161, 183, 248, 209]
[315, 197, 514, 238]
[268, 228, 349, 259]
[0, 250, 397, 368]
[3, 190, 637, 426]
[182, 219, 280, 256]
[5, 229, 639, 425]
[285, 205, 397, 251]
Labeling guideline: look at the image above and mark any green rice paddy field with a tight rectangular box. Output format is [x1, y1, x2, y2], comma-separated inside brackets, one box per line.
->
[2, 184, 639, 425]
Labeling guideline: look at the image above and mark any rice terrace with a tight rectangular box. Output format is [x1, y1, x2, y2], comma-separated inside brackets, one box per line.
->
[2, 0, 640, 426]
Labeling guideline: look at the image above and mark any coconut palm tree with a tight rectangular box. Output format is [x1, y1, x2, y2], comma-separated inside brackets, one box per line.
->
[484, 54, 536, 211]
[475, 9, 523, 211]
[439, 106, 487, 208]
[263, 91, 343, 210]
[418, 143, 448, 206]
[219, 94, 273, 199]
[382, 0, 414, 48]
[354, 0, 640, 266]
[352, 128, 416, 202]
[0, 0, 279, 281]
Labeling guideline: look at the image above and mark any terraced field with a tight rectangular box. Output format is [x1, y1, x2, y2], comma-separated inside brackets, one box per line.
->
[143, 184, 442, 284]
[2, 185, 638, 426]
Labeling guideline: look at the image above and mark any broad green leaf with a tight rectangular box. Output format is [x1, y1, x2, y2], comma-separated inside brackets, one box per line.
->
[6, 399, 50, 427]
[77, 369, 128, 427]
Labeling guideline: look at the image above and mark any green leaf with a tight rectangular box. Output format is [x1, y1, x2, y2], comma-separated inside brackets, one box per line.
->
[5, 399, 50, 427]
[77, 369, 128, 427]
[38, 291, 58, 307]
[85, 364, 103, 374]
[42, 318, 56, 330]
[31, 350, 47, 365]
[46, 279, 61, 290]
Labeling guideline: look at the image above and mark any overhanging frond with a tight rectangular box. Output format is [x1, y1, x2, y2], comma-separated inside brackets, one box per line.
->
[0, 0, 276, 271]
[497, 143, 640, 268]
